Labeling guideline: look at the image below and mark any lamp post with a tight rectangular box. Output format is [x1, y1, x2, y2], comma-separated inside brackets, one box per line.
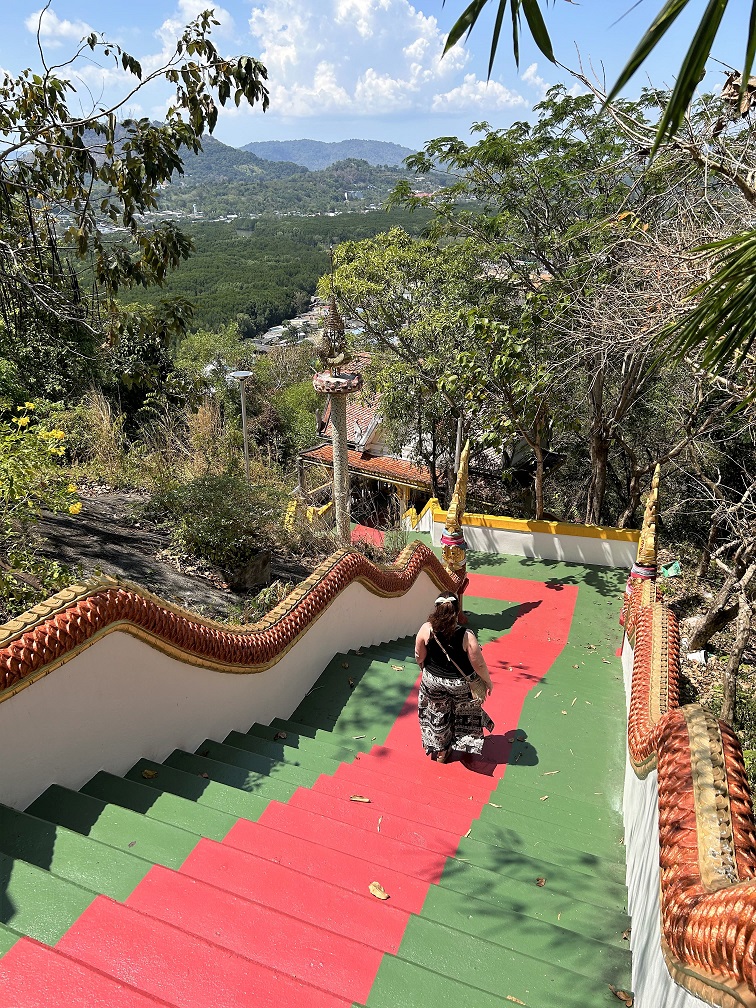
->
[228, 370, 254, 481]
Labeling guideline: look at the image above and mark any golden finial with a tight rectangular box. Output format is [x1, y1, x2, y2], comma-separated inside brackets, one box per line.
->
[637, 464, 660, 568]
[442, 440, 469, 577]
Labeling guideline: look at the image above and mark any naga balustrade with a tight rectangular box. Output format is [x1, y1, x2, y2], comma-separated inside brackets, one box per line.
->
[623, 576, 756, 1008]
[0, 541, 456, 700]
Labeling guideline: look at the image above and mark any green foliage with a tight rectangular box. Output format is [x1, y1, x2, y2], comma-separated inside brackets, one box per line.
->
[147, 467, 287, 570]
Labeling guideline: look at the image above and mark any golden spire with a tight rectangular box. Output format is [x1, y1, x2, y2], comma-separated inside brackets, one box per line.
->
[637, 464, 660, 568]
[442, 440, 469, 577]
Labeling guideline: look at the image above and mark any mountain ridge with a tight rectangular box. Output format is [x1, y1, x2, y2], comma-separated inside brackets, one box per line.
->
[239, 138, 415, 171]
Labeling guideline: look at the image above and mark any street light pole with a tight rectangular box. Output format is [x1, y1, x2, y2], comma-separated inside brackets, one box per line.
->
[228, 370, 254, 482]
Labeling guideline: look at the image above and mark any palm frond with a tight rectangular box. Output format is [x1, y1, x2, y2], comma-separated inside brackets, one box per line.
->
[444, 0, 554, 75]
[669, 230, 756, 379]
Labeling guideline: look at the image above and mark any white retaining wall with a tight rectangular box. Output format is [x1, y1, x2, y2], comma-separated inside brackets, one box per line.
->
[432, 516, 638, 568]
[621, 637, 704, 1008]
[0, 573, 438, 809]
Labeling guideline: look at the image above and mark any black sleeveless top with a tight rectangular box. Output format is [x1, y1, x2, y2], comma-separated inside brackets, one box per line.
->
[424, 625, 476, 680]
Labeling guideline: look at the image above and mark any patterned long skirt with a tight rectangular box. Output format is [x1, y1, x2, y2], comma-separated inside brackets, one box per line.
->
[418, 670, 495, 756]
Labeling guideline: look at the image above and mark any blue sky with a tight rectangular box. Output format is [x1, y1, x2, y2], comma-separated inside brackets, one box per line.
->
[2, 1, 749, 150]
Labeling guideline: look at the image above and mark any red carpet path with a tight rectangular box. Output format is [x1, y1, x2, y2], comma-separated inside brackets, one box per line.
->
[0, 574, 579, 1008]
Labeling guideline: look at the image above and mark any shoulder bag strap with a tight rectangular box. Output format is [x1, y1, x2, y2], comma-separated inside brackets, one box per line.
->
[430, 629, 477, 686]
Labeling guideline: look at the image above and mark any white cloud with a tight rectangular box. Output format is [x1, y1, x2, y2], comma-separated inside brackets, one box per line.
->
[156, 0, 236, 49]
[246, 0, 523, 118]
[432, 75, 527, 112]
[522, 62, 549, 98]
[25, 8, 93, 47]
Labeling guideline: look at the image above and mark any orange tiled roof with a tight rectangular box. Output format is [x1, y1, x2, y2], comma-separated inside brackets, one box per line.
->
[301, 445, 432, 489]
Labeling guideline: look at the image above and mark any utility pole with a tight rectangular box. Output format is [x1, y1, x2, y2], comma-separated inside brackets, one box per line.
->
[229, 370, 254, 481]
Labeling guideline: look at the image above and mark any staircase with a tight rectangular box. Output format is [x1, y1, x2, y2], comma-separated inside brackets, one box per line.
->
[0, 600, 632, 1007]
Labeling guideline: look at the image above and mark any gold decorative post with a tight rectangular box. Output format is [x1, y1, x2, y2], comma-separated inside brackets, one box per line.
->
[637, 464, 660, 571]
[312, 286, 362, 548]
[441, 440, 470, 617]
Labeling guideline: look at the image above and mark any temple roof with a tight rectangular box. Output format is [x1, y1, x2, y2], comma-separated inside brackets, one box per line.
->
[300, 444, 432, 489]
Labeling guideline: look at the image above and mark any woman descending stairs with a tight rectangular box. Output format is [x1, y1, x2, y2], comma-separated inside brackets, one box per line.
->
[0, 565, 632, 1007]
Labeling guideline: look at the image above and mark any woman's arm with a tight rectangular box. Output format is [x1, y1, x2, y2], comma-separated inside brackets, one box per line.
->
[414, 623, 430, 671]
[464, 631, 494, 695]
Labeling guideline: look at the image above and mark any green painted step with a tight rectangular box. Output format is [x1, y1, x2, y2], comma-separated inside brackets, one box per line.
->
[396, 915, 622, 1008]
[435, 857, 628, 945]
[26, 785, 199, 869]
[489, 767, 613, 811]
[125, 759, 270, 822]
[477, 790, 621, 844]
[81, 772, 238, 841]
[362, 951, 550, 1008]
[223, 731, 343, 776]
[0, 851, 95, 945]
[419, 886, 630, 984]
[164, 750, 298, 803]
[454, 835, 627, 911]
[0, 803, 150, 901]
[0, 924, 18, 957]
[247, 722, 359, 762]
[195, 739, 320, 788]
[468, 805, 625, 865]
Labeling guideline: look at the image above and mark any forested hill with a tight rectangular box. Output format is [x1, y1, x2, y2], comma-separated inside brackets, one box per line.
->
[159, 135, 443, 217]
[239, 138, 415, 170]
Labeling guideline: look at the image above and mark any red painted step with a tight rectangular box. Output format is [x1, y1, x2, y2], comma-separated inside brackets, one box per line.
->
[312, 774, 475, 835]
[127, 866, 381, 1003]
[257, 801, 448, 882]
[331, 762, 482, 815]
[221, 817, 431, 912]
[287, 786, 461, 856]
[0, 937, 173, 1008]
[56, 896, 353, 1008]
[180, 837, 410, 952]
[360, 747, 495, 798]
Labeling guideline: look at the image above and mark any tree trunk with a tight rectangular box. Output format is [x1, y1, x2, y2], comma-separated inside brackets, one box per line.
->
[617, 469, 643, 529]
[720, 593, 752, 726]
[696, 520, 720, 584]
[533, 441, 545, 521]
[687, 575, 739, 651]
[585, 438, 609, 525]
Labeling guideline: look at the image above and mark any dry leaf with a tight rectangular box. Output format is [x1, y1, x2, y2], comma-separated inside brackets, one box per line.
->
[141, 769, 159, 779]
[341, 662, 350, 668]
[348, 678, 355, 688]
[609, 984, 634, 1006]
[200, 749, 210, 757]
[534, 690, 542, 698]
[350, 795, 371, 803]
[369, 881, 390, 900]
[572, 664, 579, 668]
[371, 737, 377, 741]
[535, 877, 546, 887]
[602, 658, 612, 664]
[353, 735, 366, 739]
[506, 998, 527, 1006]
[543, 770, 560, 776]
[391, 664, 404, 671]
[356, 650, 364, 655]
[198, 772, 210, 779]
[540, 795, 549, 801]
[273, 731, 287, 740]
[557, 913, 561, 921]
[128, 841, 136, 848]
[571, 697, 577, 706]
[622, 928, 631, 941]
[464, 829, 471, 838]
[489, 802, 502, 807]
[561, 710, 568, 715]
[377, 815, 383, 833]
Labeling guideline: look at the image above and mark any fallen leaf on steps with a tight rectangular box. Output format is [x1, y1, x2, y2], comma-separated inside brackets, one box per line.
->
[535, 877, 546, 887]
[489, 802, 502, 807]
[561, 710, 568, 715]
[141, 769, 159, 779]
[348, 678, 355, 688]
[534, 690, 541, 698]
[377, 816, 383, 832]
[609, 984, 634, 1006]
[353, 735, 365, 739]
[198, 772, 209, 779]
[356, 650, 363, 655]
[350, 795, 371, 802]
[464, 829, 471, 838]
[369, 881, 390, 900]
[128, 841, 136, 848]
[540, 795, 548, 801]
[571, 697, 577, 705]
[542, 770, 560, 776]
[506, 997, 527, 1005]
[391, 664, 404, 671]
[273, 731, 287, 740]
[622, 928, 631, 941]
[341, 662, 349, 668]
